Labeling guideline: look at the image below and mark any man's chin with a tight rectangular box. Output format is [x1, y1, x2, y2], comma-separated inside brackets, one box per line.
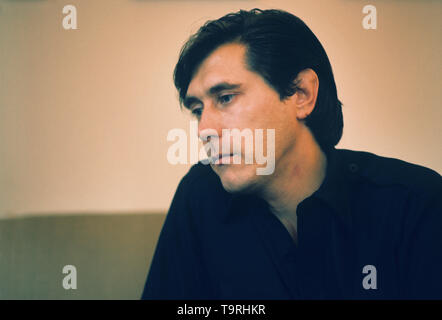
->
[210, 164, 257, 194]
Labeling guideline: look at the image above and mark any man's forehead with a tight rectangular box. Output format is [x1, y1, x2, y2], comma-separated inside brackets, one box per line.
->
[186, 43, 247, 97]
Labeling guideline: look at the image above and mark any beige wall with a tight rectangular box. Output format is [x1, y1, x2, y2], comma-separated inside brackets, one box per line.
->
[1, 0, 441, 218]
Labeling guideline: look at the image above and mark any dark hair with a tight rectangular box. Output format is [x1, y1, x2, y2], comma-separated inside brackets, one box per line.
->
[174, 8, 343, 152]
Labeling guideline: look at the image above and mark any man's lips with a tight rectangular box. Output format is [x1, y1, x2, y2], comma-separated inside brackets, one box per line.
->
[211, 153, 239, 165]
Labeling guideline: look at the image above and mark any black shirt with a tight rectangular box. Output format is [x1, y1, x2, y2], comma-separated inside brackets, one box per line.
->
[142, 148, 442, 299]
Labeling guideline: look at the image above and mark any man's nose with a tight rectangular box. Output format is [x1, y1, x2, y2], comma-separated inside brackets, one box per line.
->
[198, 106, 221, 143]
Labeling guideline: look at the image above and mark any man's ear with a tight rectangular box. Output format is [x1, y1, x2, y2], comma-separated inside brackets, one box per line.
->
[290, 68, 319, 120]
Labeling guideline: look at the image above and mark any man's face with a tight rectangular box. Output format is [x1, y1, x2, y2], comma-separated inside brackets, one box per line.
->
[185, 42, 300, 194]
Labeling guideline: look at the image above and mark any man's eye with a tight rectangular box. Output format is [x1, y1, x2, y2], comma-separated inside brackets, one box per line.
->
[218, 94, 235, 105]
[191, 108, 202, 118]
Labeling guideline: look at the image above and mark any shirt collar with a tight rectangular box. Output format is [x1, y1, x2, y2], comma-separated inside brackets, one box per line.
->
[310, 147, 353, 230]
[226, 148, 354, 230]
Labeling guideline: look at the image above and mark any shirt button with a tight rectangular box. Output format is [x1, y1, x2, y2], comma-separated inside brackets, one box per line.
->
[348, 163, 359, 173]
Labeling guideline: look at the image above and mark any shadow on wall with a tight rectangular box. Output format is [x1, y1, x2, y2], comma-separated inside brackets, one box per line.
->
[0, 213, 165, 300]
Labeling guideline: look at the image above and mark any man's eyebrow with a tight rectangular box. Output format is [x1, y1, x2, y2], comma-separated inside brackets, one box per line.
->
[183, 82, 242, 109]
[208, 82, 241, 96]
[182, 96, 201, 109]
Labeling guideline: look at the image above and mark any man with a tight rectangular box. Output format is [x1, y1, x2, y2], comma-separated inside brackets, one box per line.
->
[142, 9, 442, 299]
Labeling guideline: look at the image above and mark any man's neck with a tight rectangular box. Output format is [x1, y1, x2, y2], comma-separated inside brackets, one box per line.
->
[259, 130, 328, 237]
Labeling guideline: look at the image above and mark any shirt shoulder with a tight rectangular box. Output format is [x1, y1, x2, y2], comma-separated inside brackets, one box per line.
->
[174, 162, 232, 217]
[336, 149, 442, 195]
[179, 162, 224, 193]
